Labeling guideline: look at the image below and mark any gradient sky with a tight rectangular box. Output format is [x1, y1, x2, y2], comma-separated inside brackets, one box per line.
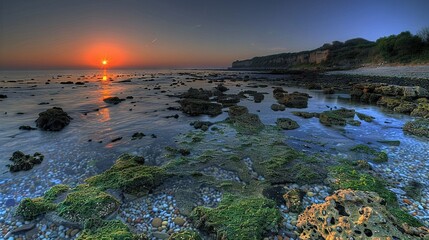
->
[1, 0, 429, 69]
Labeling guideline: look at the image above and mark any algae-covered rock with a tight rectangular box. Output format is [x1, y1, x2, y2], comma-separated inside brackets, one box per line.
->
[394, 102, 417, 114]
[36, 107, 72, 131]
[277, 92, 309, 108]
[276, 118, 299, 130]
[319, 108, 355, 126]
[410, 103, 429, 118]
[7, 151, 44, 172]
[227, 106, 263, 134]
[57, 184, 120, 223]
[270, 104, 285, 111]
[376, 96, 402, 109]
[403, 119, 429, 138]
[78, 218, 145, 240]
[291, 111, 319, 119]
[168, 230, 202, 240]
[356, 112, 374, 122]
[350, 144, 388, 163]
[15, 197, 56, 220]
[191, 195, 281, 240]
[297, 189, 429, 240]
[85, 154, 167, 194]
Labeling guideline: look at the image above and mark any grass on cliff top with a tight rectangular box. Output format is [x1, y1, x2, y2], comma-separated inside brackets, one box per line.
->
[328, 162, 422, 227]
[191, 195, 282, 240]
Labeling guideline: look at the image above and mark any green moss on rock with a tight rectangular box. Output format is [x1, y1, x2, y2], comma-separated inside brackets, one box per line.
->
[350, 144, 388, 163]
[78, 218, 142, 240]
[403, 118, 429, 138]
[15, 197, 56, 220]
[356, 112, 375, 122]
[57, 184, 120, 223]
[168, 230, 202, 240]
[319, 108, 355, 126]
[85, 154, 167, 194]
[191, 195, 281, 240]
[44, 184, 69, 202]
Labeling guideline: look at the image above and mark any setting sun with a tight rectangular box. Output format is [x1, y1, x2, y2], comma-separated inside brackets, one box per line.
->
[102, 60, 108, 65]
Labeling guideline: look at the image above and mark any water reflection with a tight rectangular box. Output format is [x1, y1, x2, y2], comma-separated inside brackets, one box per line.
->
[98, 69, 111, 122]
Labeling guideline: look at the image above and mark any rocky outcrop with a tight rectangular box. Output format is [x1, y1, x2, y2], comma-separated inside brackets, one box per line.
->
[231, 50, 329, 69]
[276, 92, 310, 108]
[36, 107, 72, 131]
[178, 88, 223, 116]
[228, 106, 264, 134]
[319, 108, 356, 126]
[7, 151, 44, 172]
[297, 189, 429, 240]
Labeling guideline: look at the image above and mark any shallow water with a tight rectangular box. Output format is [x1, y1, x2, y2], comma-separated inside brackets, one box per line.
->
[328, 65, 429, 79]
[0, 69, 428, 231]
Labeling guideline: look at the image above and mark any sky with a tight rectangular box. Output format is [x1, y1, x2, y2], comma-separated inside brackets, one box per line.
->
[0, 0, 429, 69]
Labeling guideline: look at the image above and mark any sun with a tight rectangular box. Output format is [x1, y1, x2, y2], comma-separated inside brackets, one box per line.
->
[102, 59, 108, 65]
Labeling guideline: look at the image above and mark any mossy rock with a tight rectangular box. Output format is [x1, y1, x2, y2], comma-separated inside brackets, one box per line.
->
[319, 108, 355, 126]
[356, 112, 374, 122]
[15, 197, 56, 220]
[191, 195, 282, 240]
[291, 111, 319, 119]
[57, 184, 120, 223]
[227, 106, 264, 134]
[410, 102, 429, 118]
[276, 118, 299, 130]
[168, 230, 202, 240]
[85, 154, 167, 194]
[78, 218, 144, 240]
[377, 96, 402, 110]
[44, 184, 69, 202]
[350, 144, 388, 163]
[403, 119, 429, 138]
[328, 162, 422, 227]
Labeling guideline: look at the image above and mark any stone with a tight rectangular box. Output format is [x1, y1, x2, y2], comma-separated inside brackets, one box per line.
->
[277, 92, 309, 108]
[276, 118, 299, 130]
[10, 223, 36, 234]
[19, 125, 37, 130]
[103, 96, 124, 104]
[152, 231, 170, 239]
[403, 119, 429, 138]
[283, 189, 304, 213]
[7, 151, 44, 172]
[152, 217, 163, 227]
[35, 107, 72, 131]
[173, 217, 186, 226]
[179, 98, 222, 116]
[271, 104, 285, 111]
[70, 229, 79, 237]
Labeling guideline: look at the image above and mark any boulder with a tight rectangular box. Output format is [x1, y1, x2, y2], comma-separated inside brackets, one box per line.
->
[292, 111, 319, 119]
[319, 108, 355, 126]
[36, 107, 72, 131]
[393, 102, 417, 114]
[179, 99, 222, 116]
[276, 118, 299, 130]
[228, 106, 263, 134]
[297, 189, 429, 239]
[214, 84, 228, 93]
[216, 94, 240, 107]
[103, 97, 124, 104]
[271, 104, 285, 111]
[410, 103, 429, 118]
[7, 151, 44, 172]
[277, 92, 309, 108]
[180, 88, 212, 100]
[0, 94, 7, 98]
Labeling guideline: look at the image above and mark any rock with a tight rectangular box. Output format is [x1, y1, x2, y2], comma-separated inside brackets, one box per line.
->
[393, 102, 416, 114]
[283, 189, 304, 213]
[216, 94, 240, 106]
[356, 112, 374, 122]
[297, 189, 429, 239]
[277, 92, 309, 108]
[271, 104, 285, 111]
[180, 88, 212, 100]
[179, 98, 222, 116]
[173, 217, 186, 226]
[403, 119, 429, 138]
[292, 111, 319, 118]
[103, 97, 124, 104]
[276, 118, 299, 130]
[70, 229, 79, 237]
[0, 94, 7, 98]
[152, 231, 170, 239]
[228, 105, 248, 117]
[19, 125, 37, 130]
[190, 121, 213, 131]
[262, 186, 286, 205]
[152, 218, 162, 227]
[35, 107, 72, 131]
[228, 106, 264, 134]
[215, 84, 228, 92]
[10, 223, 36, 234]
[7, 151, 44, 172]
[319, 108, 355, 126]
[322, 87, 335, 94]
[410, 102, 429, 118]
[377, 97, 402, 110]
[131, 132, 145, 140]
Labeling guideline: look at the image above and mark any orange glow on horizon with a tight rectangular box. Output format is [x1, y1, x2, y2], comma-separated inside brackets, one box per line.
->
[102, 59, 108, 66]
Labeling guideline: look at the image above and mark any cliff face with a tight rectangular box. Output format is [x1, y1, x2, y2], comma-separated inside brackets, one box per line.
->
[231, 50, 329, 69]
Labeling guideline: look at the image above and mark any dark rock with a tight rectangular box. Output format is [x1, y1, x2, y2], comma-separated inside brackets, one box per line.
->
[179, 98, 222, 116]
[36, 107, 72, 131]
[292, 111, 319, 118]
[215, 84, 228, 92]
[191, 121, 213, 131]
[262, 186, 286, 205]
[180, 88, 212, 100]
[0, 94, 7, 98]
[19, 125, 37, 130]
[216, 94, 240, 106]
[403, 119, 429, 138]
[103, 97, 124, 104]
[131, 132, 145, 140]
[323, 87, 335, 94]
[277, 92, 309, 108]
[5, 198, 16, 207]
[111, 137, 122, 143]
[11, 223, 36, 234]
[271, 104, 286, 111]
[7, 151, 44, 172]
[60, 81, 74, 84]
[228, 105, 249, 118]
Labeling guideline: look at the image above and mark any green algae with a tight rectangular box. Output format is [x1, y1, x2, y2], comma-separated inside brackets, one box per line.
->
[78, 218, 143, 240]
[85, 154, 167, 194]
[57, 184, 120, 223]
[350, 144, 388, 163]
[403, 118, 429, 138]
[43, 184, 69, 202]
[168, 230, 202, 240]
[319, 108, 356, 126]
[191, 195, 281, 240]
[15, 197, 56, 220]
[356, 112, 375, 122]
[328, 162, 422, 227]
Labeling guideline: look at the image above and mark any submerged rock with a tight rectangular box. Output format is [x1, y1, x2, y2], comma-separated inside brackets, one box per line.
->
[297, 189, 429, 239]
[319, 108, 355, 126]
[7, 151, 44, 172]
[190, 121, 213, 131]
[276, 118, 300, 130]
[0, 94, 7, 98]
[103, 97, 124, 104]
[179, 98, 222, 116]
[271, 104, 285, 111]
[292, 111, 319, 118]
[19, 125, 37, 130]
[35, 107, 72, 131]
